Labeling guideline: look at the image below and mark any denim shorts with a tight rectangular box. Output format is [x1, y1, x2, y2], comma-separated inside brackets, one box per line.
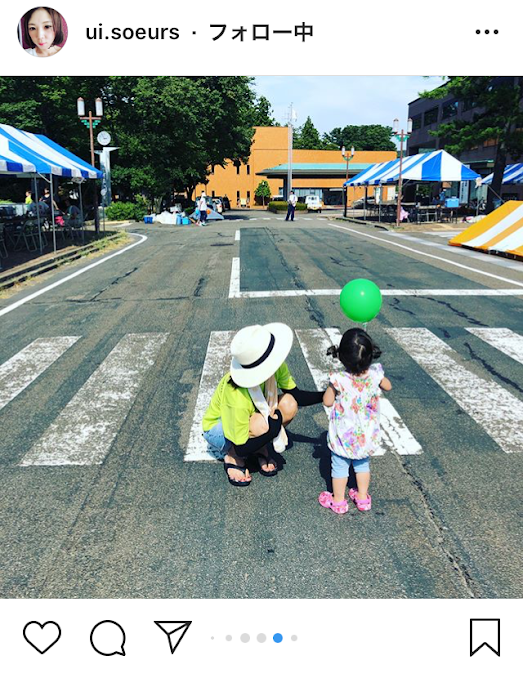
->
[331, 452, 370, 478]
[202, 419, 232, 455]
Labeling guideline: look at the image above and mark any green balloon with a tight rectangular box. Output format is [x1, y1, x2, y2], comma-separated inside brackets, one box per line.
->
[340, 279, 382, 323]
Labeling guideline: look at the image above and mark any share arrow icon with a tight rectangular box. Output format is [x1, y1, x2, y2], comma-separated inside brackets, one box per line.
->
[154, 621, 192, 654]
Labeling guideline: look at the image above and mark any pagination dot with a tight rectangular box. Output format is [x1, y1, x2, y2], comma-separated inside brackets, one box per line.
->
[257, 633, 267, 643]
[273, 633, 283, 643]
[225, 635, 232, 642]
[291, 635, 298, 642]
[240, 633, 250, 643]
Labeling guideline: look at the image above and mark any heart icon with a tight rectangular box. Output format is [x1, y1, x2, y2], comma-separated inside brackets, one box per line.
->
[23, 621, 61, 654]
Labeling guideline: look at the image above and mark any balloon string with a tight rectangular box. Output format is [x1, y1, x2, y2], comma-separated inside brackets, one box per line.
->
[363, 322, 368, 331]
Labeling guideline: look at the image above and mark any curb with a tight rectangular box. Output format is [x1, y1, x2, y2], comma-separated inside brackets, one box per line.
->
[0, 233, 121, 291]
[332, 216, 392, 231]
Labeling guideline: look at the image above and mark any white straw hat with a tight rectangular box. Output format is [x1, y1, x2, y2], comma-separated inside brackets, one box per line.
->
[230, 323, 294, 388]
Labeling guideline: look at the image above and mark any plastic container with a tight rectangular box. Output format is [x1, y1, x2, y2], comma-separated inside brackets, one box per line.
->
[445, 197, 459, 208]
[182, 217, 190, 225]
[143, 215, 154, 224]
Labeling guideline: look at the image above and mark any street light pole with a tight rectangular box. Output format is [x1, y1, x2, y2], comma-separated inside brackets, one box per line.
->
[78, 97, 103, 237]
[341, 145, 355, 218]
[286, 103, 297, 199]
[393, 117, 412, 227]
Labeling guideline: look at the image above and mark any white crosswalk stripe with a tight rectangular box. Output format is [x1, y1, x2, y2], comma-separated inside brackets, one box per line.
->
[296, 328, 422, 456]
[387, 328, 523, 454]
[235, 230, 241, 241]
[185, 331, 236, 462]
[0, 337, 80, 411]
[4, 326, 521, 467]
[20, 333, 168, 466]
[467, 328, 523, 366]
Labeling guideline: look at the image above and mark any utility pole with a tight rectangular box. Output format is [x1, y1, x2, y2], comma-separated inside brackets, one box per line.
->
[77, 97, 103, 237]
[286, 103, 297, 198]
[393, 117, 413, 227]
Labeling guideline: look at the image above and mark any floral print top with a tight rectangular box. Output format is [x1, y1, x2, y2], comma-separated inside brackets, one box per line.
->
[327, 363, 384, 459]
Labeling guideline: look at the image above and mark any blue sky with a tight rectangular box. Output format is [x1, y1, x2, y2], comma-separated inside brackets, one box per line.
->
[253, 76, 444, 134]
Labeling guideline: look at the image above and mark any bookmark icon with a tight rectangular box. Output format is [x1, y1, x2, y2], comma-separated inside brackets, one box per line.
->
[470, 619, 500, 657]
[154, 621, 192, 654]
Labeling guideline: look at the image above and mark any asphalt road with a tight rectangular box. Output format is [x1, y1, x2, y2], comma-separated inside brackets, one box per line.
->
[0, 210, 522, 599]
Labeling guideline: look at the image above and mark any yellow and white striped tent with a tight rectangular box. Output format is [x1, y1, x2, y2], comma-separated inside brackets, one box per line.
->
[449, 201, 523, 260]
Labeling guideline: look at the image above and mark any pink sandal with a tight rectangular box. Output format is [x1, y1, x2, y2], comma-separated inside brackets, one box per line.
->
[318, 491, 348, 514]
[349, 488, 372, 511]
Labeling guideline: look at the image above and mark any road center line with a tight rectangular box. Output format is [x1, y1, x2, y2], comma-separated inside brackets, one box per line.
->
[0, 233, 148, 319]
[327, 222, 523, 288]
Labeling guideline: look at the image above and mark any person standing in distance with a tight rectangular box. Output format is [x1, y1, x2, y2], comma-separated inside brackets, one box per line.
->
[198, 191, 208, 226]
[285, 190, 297, 222]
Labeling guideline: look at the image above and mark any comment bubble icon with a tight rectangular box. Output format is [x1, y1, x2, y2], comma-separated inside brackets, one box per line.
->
[90, 620, 126, 656]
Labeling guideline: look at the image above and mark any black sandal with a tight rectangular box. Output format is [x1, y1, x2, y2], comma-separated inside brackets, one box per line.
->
[223, 461, 251, 487]
[257, 454, 278, 477]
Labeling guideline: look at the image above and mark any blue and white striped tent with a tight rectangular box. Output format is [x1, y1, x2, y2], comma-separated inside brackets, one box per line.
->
[345, 150, 479, 186]
[0, 123, 101, 179]
[344, 160, 397, 187]
[481, 163, 523, 185]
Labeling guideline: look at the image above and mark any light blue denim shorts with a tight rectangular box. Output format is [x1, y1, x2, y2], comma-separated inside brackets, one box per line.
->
[331, 452, 370, 478]
[202, 419, 232, 455]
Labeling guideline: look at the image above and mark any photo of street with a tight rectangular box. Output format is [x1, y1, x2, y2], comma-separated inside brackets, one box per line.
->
[0, 76, 522, 599]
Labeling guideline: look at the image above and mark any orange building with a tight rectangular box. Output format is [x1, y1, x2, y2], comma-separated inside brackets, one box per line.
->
[197, 126, 397, 207]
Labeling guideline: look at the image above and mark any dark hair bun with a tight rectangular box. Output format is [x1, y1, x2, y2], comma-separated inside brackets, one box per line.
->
[326, 345, 338, 358]
[337, 328, 381, 374]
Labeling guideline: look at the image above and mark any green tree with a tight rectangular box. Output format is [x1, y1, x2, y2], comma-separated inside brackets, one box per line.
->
[109, 76, 256, 205]
[323, 124, 396, 151]
[293, 116, 323, 149]
[0, 76, 257, 208]
[251, 96, 279, 126]
[255, 179, 271, 206]
[421, 76, 523, 212]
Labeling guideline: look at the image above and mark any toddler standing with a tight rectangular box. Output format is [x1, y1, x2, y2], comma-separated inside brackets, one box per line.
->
[319, 328, 391, 514]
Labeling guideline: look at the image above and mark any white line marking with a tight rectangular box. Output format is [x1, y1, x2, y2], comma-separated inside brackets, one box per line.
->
[387, 328, 523, 454]
[0, 234, 148, 318]
[327, 222, 523, 287]
[296, 328, 421, 456]
[228, 257, 241, 298]
[384, 230, 523, 272]
[262, 217, 271, 220]
[231, 288, 523, 299]
[467, 328, 523, 366]
[20, 333, 168, 466]
[0, 337, 80, 411]
[235, 230, 240, 241]
[185, 331, 236, 462]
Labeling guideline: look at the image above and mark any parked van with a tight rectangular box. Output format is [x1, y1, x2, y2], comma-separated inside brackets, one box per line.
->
[305, 195, 323, 212]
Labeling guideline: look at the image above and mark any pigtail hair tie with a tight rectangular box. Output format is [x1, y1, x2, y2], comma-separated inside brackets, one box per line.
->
[326, 345, 338, 358]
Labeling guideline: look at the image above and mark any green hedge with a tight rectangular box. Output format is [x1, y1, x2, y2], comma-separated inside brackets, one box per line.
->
[105, 201, 147, 222]
[267, 201, 307, 213]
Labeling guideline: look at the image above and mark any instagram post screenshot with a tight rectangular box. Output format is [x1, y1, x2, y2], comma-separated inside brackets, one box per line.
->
[0, 1, 521, 670]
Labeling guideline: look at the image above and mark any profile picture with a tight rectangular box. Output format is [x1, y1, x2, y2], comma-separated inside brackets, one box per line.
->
[18, 6, 68, 57]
